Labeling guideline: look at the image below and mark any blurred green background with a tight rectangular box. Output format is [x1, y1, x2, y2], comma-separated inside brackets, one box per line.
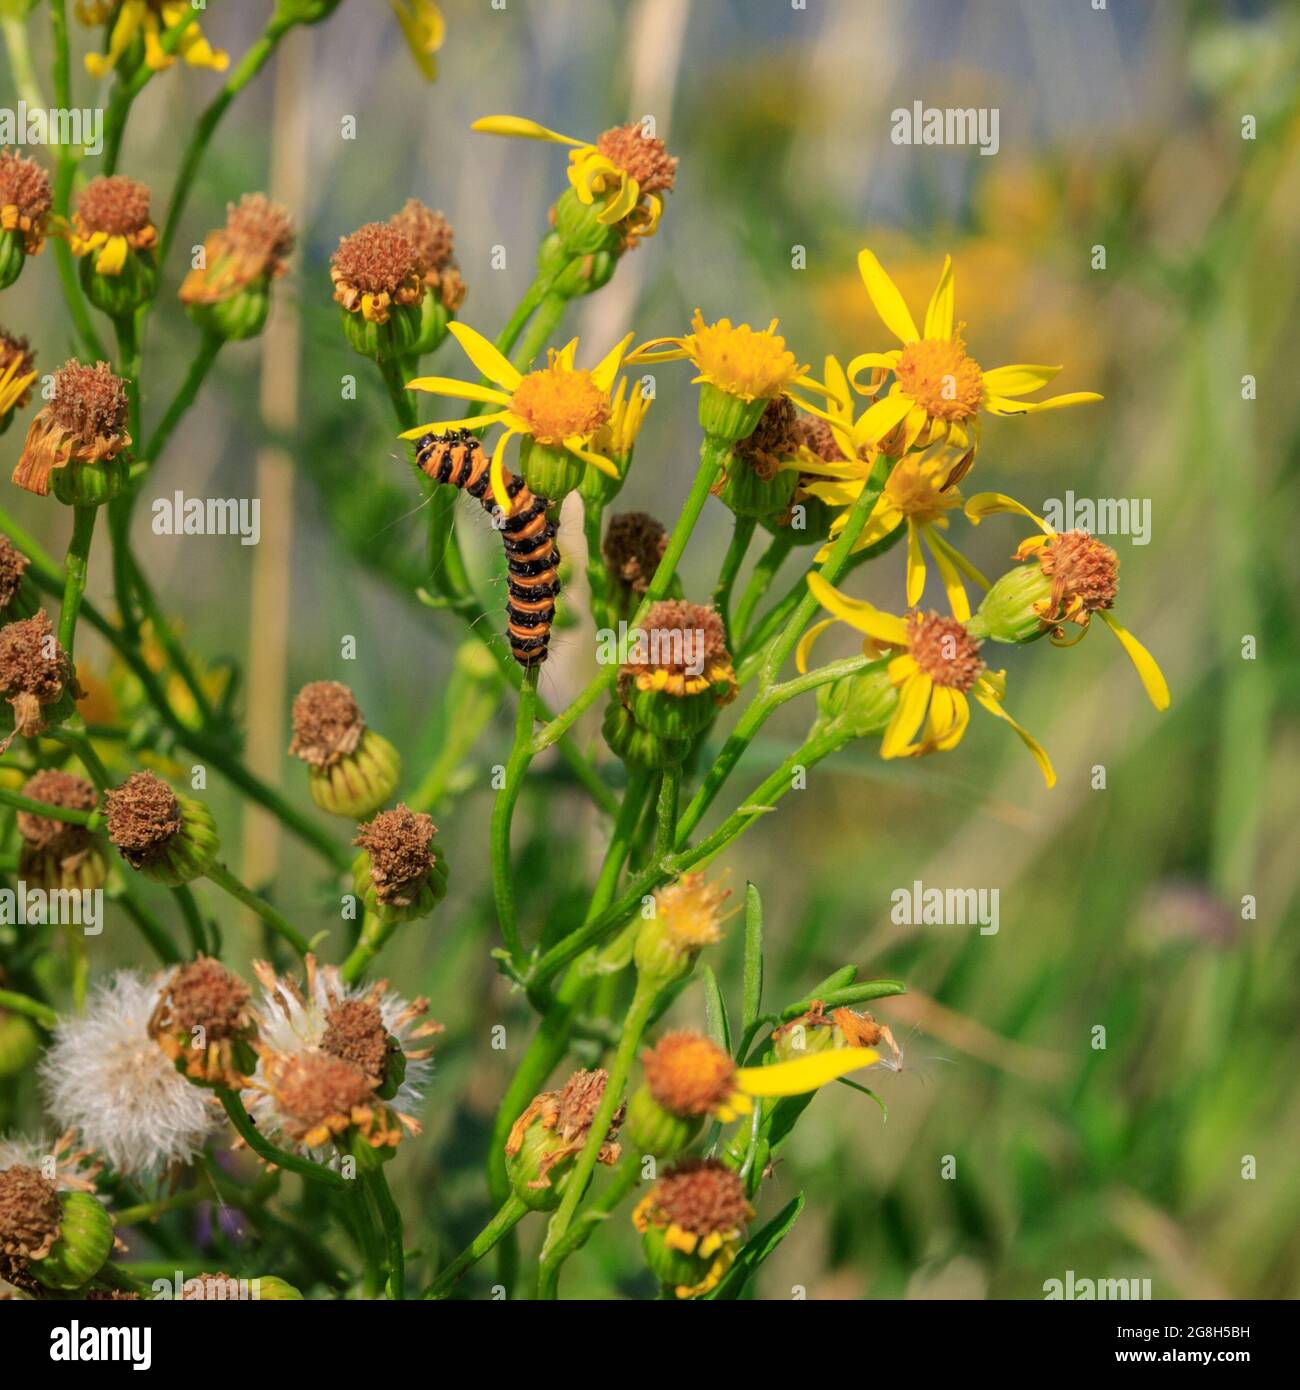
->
[2, 0, 1298, 1299]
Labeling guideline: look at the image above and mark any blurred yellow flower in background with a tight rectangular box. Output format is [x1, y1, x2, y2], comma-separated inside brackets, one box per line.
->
[78, 0, 229, 77]
[391, 0, 444, 81]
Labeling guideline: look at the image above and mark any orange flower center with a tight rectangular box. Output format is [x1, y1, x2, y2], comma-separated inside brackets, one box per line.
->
[895, 336, 984, 422]
[907, 612, 983, 691]
[643, 1032, 737, 1116]
[511, 364, 609, 444]
[883, 456, 962, 524]
[1038, 530, 1119, 615]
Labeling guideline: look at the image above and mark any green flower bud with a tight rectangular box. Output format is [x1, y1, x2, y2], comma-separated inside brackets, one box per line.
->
[504, 1068, 624, 1212]
[601, 699, 690, 771]
[625, 1084, 702, 1158]
[551, 187, 623, 258]
[31, 1192, 115, 1291]
[187, 286, 271, 343]
[50, 453, 129, 508]
[0, 230, 25, 290]
[967, 563, 1054, 644]
[352, 804, 447, 926]
[288, 681, 401, 819]
[634, 874, 729, 990]
[339, 301, 424, 361]
[714, 454, 796, 520]
[518, 436, 583, 501]
[697, 384, 769, 443]
[79, 248, 157, 317]
[253, 1275, 303, 1300]
[813, 667, 897, 740]
[104, 772, 219, 887]
[331, 222, 427, 362]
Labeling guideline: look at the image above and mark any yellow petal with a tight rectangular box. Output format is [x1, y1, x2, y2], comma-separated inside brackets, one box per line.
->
[489, 430, 516, 513]
[398, 410, 511, 440]
[854, 390, 915, 446]
[807, 572, 910, 647]
[470, 115, 585, 145]
[592, 331, 635, 392]
[857, 248, 919, 344]
[794, 618, 837, 674]
[985, 390, 1103, 416]
[736, 1047, 879, 1098]
[927, 686, 970, 751]
[1099, 611, 1170, 711]
[922, 254, 954, 339]
[973, 680, 1056, 787]
[881, 672, 932, 758]
[905, 521, 926, 607]
[566, 440, 620, 477]
[448, 321, 523, 390]
[94, 235, 128, 275]
[403, 375, 513, 406]
[964, 492, 1052, 532]
[980, 363, 1062, 397]
[923, 525, 975, 618]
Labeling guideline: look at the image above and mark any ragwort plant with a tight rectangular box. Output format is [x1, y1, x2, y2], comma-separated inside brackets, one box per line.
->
[0, 2, 1167, 1302]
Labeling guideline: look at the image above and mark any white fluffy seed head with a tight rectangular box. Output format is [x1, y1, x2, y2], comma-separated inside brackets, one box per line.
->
[39, 971, 220, 1176]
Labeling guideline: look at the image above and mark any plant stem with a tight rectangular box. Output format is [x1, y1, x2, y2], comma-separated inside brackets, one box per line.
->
[57, 505, 97, 657]
[0, 785, 98, 826]
[490, 665, 539, 961]
[422, 1194, 529, 1299]
[364, 1163, 406, 1299]
[510, 290, 568, 372]
[202, 860, 310, 958]
[713, 514, 756, 637]
[0, 988, 58, 1029]
[141, 333, 222, 464]
[533, 432, 733, 755]
[734, 530, 793, 644]
[217, 1089, 348, 1190]
[538, 979, 659, 1297]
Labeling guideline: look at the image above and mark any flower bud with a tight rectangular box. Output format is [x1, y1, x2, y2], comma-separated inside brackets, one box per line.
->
[601, 699, 690, 772]
[16, 769, 107, 895]
[104, 771, 219, 887]
[813, 667, 897, 740]
[351, 804, 447, 925]
[967, 562, 1053, 644]
[624, 1085, 701, 1158]
[68, 177, 158, 317]
[0, 149, 51, 290]
[618, 601, 736, 741]
[634, 873, 729, 990]
[12, 359, 131, 504]
[0, 1166, 114, 1292]
[632, 1158, 752, 1298]
[288, 681, 400, 819]
[179, 194, 295, 343]
[0, 611, 82, 743]
[517, 435, 582, 502]
[504, 1068, 624, 1212]
[713, 398, 799, 520]
[389, 199, 465, 356]
[330, 222, 426, 361]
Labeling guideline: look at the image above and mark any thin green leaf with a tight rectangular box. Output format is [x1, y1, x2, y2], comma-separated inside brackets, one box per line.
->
[837, 1075, 888, 1121]
[701, 964, 731, 1054]
[740, 881, 764, 1046]
[706, 1192, 806, 1299]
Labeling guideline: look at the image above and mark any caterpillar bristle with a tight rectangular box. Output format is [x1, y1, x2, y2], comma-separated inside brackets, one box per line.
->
[416, 430, 559, 668]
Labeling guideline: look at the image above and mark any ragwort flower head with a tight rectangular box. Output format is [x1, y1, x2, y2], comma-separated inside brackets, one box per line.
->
[78, 1, 229, 78]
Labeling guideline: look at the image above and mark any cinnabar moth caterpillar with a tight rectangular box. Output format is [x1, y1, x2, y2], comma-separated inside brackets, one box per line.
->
[415, 429, 559, 668]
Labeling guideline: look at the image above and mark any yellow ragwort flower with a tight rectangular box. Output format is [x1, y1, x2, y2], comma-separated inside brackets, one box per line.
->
[799, 574, 1056, 787]
[79, 1, 229, 77]
[847, 246, 1101, 454]
[472, 115, 676, 244]
[402, 321, 633, 512]
[966, 492, 1170, 711]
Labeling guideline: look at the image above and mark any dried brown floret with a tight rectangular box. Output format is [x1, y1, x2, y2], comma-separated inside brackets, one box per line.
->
[642, 1031, 737, 1117]
[505, 1068, 624, 1189]
[907, 612, 984, 692]
[104, 771, 182, 868]
[287, 680, 364, 769]
[389, 198, 465, 310]
[179, 193, 295, 305]
[602, 511, 667, 594]
[596, 124, 678, 196]
[1036, 529, 1119, 623]
[0, 537, 31, 612]
[352, 804, 436, 904]
[0, 148, 52, 251]
[643, 1158, 751, 1239]
[322, 997, 391, 1085]
[12, 360, 131, 497]
[75, 176, 153, 237]
[330, 222, 424, 323]
[16, 769, 96, 856]
[0, 1164, 62, 1262]
[0, 611, 81, 740]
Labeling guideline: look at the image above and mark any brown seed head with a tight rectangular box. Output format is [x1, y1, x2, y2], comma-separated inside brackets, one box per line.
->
[331, 222, 420, 297]
[906, 611, 984, 691]
[1037, 529, 1119, 619]
[16, 769, 96, 854]
[288, 680, 364, 769]
[596, 124, 678, 196]
[646, 1158, 751, 1239]
[353, 804, 436, 903]
[0, 535, 31, 610]
[602, 511, 667, 594]
[642, 1031, 737, 1117]
[626, 600, 731, 680]
[154, 957, 252, 1043]
[76, 175, 153, 237]
[390, 198, 455, 274]
[733, 396, 798, 480]
[49, 360, 129, 442]
[0, 611, 79, 738]
[793, 414, 844, 462]
[268, 1050, 375, 1138]
[224, 193, 294, 277]
[322, 998, 391, 1085]
[104, 771, 182, 867]
[0, 1165, 62, 1262]
[0, 149, 52, 245]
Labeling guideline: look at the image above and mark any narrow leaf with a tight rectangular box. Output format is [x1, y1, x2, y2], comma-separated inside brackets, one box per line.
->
[706, 1192, 806, 1299]
[740, 882, 764, 1046]
[701, 964, 731, 1054]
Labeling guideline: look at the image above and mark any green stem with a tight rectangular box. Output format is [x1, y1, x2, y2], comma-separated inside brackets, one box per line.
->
[533, 433, 733, 755]
[0, 988, 58, 1029]
[538, 1153, 641, 1271]
[217, 1089, 348, 1190]
[734, 530, 793, 645]
[510, 290, 568, 372]
[364, 1163, 406, 1299]
[49, 725, 112, 790]
[713, 514, 756, 637]
[202, 860, 310, 959]
[339, 910, 391, 987]
[655, 763, 681, 860]
[538, 979, 659, 1296]
[0, 785, 98, 827]
[422, 1194, 529, 1299]
[141, 333, 222, 465]
[57, 506, 97, 657]
[490, 666, 539, 961]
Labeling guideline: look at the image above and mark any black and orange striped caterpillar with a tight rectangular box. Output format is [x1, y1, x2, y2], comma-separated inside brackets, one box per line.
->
[415, 429, 559, 668]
